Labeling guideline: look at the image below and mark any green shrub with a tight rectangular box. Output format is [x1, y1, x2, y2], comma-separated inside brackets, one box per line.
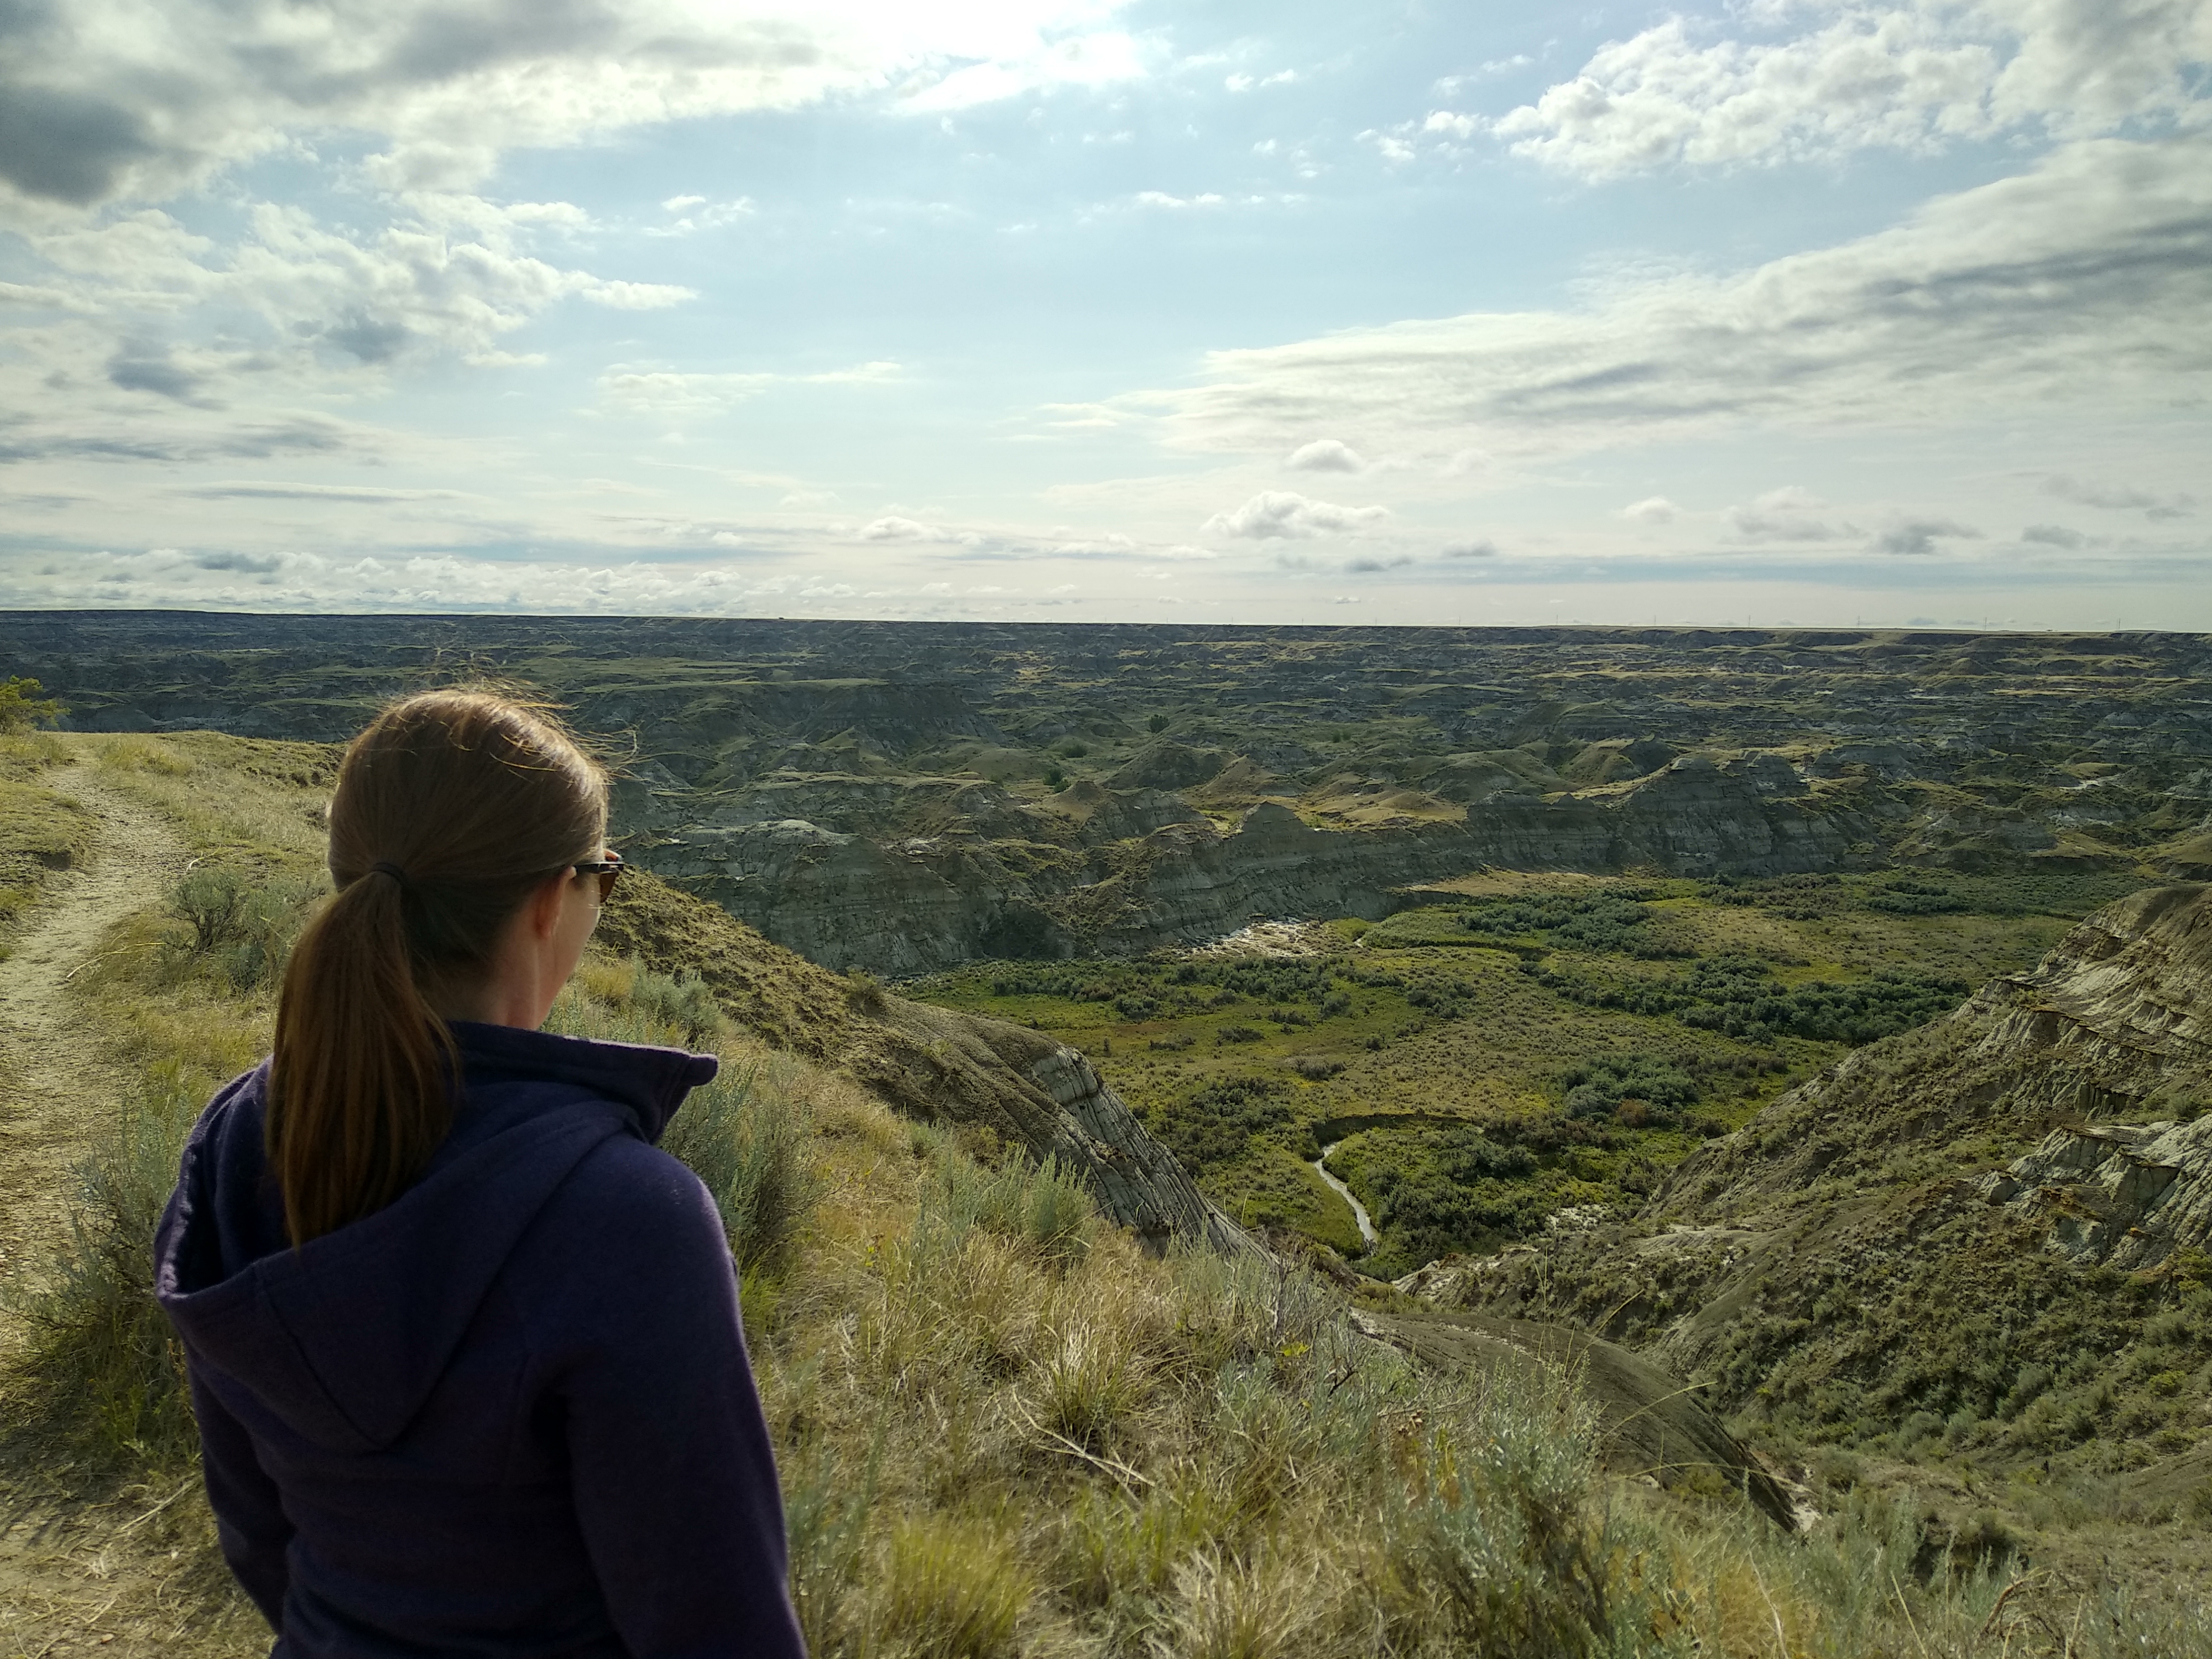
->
[3, 1063, 201, 1472]
[1378, 1366, 1645, 1658]
[1558, 1052, 1701, 1124]
[630, 967, 724, 1046]
[1532, 953, 1968, 1046]
[1356, 1126, 1543, 1257]
[843, 968, 889, 1017]
[1460, 889, 1687, 959]
[919, 1152, 1097, 1268]
[1021, 1159, 1094, 1265]
[1150, 1076, 1288, 1171]
[660, 1066, 821, 1276]
[0, 675, 62, 732]
[782, 1434, 882, 1655]
[164, 864, 315, 990]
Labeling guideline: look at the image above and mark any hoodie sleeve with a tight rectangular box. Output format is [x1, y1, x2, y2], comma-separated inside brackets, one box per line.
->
[187, 1362, 294, 1629]
[544, 1142, 805, 1659]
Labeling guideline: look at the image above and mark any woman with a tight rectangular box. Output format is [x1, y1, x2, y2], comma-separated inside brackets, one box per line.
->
[154, 690, 805, 1657]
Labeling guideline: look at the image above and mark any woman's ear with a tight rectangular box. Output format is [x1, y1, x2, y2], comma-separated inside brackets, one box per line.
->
[526, 869, 571, 942]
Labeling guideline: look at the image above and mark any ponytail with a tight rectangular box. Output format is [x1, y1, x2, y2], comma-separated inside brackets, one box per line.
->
[270, 872, 460, 1244]
[268, 691, 606, 1244]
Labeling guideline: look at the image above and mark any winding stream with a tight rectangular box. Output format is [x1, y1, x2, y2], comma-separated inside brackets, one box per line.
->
[1310, 1142, 1378, 1252]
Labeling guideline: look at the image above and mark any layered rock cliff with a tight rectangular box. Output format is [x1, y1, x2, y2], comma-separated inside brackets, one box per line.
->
[640, 753, 1865, 974]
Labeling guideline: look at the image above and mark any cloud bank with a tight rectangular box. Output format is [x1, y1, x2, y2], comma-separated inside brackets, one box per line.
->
[1156, 131, 2212, 461]
[1493, 0, 2212, 179]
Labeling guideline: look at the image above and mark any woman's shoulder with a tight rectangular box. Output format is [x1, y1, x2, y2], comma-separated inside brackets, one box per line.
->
[185, 1058, 274, 1163]
[536, 1130, 726, 1258]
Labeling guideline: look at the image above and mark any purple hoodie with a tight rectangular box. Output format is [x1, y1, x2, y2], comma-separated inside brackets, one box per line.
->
[154, 1022, 806, 1658]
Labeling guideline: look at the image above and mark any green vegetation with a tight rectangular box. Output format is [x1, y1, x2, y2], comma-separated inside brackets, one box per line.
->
[0, 675, 62, 732]
[3, 1064, 205, 1471]
[911, 869, 2089, 1274]
[163, 865, 319, 992]
[1530, 953, 1968, 1045]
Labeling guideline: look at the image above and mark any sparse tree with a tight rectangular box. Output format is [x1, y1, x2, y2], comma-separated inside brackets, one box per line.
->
[0, 675, 62, 731]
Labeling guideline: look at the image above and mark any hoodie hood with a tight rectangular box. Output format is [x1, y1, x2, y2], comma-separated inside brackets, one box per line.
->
[155, 1022, 717, 1455]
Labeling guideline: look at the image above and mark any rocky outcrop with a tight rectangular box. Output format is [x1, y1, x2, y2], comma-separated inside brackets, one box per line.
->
[1974, 1119, 2212, 1270]
[595, 867, 1246, 1253]
[1108, 742, 1227, 791]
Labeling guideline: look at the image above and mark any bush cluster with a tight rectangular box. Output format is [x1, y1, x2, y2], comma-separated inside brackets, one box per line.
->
[1459, 889, 1688, 958]
[1357, 1126, 1543, 1257]
[1558, 1053, 1702, 1125]
[1147, 1076, 1290, 1172]
[1531, 952, 1966, 1046]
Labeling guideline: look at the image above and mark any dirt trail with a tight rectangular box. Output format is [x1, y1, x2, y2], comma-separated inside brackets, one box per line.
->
[0, 764, 254, 1659]
[0, 763, 188, 1281]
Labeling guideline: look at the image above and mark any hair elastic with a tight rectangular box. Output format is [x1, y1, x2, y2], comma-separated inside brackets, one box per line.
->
[367, 860, 409, 886]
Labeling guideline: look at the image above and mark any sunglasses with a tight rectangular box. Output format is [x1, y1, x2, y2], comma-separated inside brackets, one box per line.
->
[572, 849, 624, 902]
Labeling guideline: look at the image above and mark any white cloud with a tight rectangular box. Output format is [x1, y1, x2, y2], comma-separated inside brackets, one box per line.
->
[1423, 111, 1484, 139]
[1871, 515, 1983, 554]
[0, 189, 706, 471]
[1621, 495, 1679, 523]
[1148, 133, 2212, 461]
[0, 2, 1147, 211]
[0, 544, 794, 614]
[858, 515, 978, 544]
[1284, 439, 1365, 472]
[649, 196, 757, 236]
[1133, 190, 1225, 208]
[172, 480, 470, 503]
[599, 371, 778, 414]
[0, 2, 1125, 468]
[903, 27, 1151, 112]
[1727, 484, 1854, 541]
[1495, 1, 2212, 180]
[2021, 521, 2088, 546]
[2042, 471, 2195, 517]
[1204, 491, 1390, 540]
[1360, 129, 1418, 164]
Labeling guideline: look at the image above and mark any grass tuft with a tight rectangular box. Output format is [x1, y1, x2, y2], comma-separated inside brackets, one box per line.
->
[878, 1512, 1031, 1659]
[1031, 1322, 1147, 1453]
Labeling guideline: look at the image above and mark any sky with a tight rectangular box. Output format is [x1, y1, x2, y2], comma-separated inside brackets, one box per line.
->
[0, 0, 2206, 629]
